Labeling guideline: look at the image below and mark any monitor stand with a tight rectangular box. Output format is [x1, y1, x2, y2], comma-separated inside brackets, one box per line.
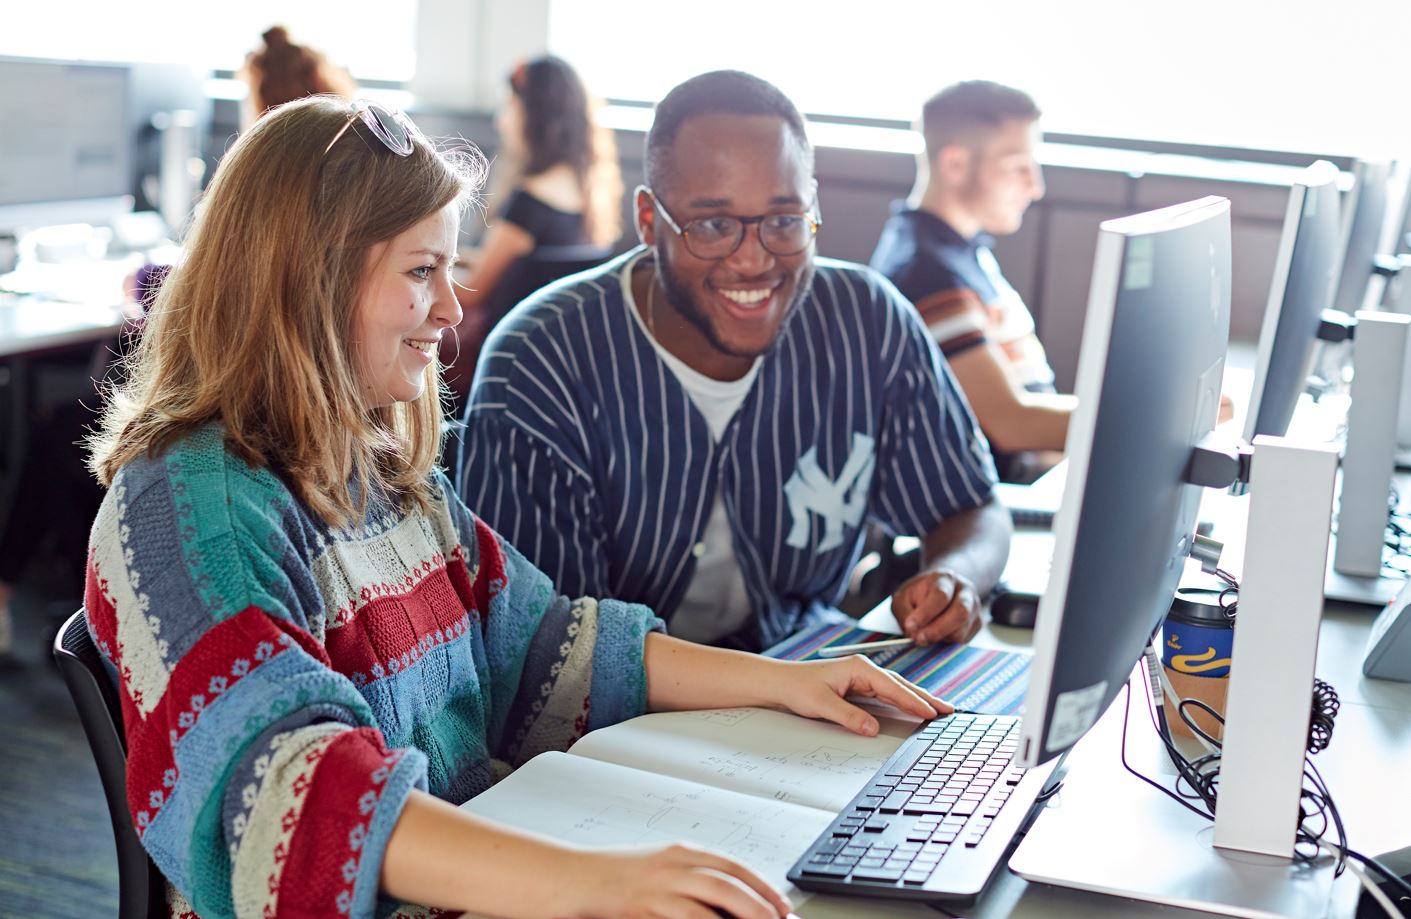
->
[1007, 687, 1360, 919]
[1324, 542, 1405, 607]
[1012, 437, 1358, 918]
[1326, 311, 1410, 607]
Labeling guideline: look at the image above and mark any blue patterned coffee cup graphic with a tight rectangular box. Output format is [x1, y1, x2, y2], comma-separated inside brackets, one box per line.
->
[1163, 587, 1233, 678]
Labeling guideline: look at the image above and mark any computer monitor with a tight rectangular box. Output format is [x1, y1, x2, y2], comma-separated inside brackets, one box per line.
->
[1018, 196, 1231, 767]
[0, 56, 132, 233]
[1243, 161, 1342, 442]
[1331, 159, 1391, 314]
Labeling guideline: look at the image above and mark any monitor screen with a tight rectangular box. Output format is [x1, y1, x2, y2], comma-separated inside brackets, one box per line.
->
[1243, 162, 1342, 442]
[1332, 160, 1390, 314]
[0, 57, 130, 209]
[1018, 196, 1232, 767]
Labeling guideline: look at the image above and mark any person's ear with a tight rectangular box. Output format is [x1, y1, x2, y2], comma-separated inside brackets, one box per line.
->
[633, 185, 656, 246]
[936, 144, 972, 186]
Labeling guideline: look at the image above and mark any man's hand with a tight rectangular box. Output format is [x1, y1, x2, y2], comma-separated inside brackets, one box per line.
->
[890, 568, 982, 646]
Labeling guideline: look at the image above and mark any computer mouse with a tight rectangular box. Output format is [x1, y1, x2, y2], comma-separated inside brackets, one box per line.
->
[989, 588, 1039, 629]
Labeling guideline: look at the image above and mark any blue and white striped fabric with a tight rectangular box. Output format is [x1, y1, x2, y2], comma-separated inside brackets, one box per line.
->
[457, 248, 997, 650]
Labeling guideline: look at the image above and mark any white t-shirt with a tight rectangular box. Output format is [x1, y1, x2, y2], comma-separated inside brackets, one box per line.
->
[621, 254, 759, 643]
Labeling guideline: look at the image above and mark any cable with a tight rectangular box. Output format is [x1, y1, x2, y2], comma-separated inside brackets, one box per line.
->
[1124, 657, 1358, 875]
[1320, 841, 1408, 919]
[1347, 848, 1411, 903]
[1116, 681, 1215, 821]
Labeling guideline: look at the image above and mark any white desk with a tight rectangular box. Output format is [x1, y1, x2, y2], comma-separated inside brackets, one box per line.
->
[0, 295, 131, 357]
[0, 256, 135, 358]
[0, 265, 136, 542]
[855, 598, 1411, 919]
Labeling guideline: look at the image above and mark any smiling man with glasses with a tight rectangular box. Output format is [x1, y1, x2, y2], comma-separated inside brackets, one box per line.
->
[457, 70, 1011, 653]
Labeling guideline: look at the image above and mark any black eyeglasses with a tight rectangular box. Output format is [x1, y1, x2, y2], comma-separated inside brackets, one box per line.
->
[323, 100, 419, 157]
[642, 186, 821, 260]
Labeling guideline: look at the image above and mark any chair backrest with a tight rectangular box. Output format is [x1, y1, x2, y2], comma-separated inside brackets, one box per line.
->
[53, 609, 167, 919]
[488, 243, 613, 326]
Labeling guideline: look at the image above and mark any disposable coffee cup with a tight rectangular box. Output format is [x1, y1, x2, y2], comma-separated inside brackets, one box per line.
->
[1161, 586, 1233, 740]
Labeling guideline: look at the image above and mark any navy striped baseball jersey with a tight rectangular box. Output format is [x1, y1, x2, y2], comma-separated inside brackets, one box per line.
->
[457, 247, 997, 650]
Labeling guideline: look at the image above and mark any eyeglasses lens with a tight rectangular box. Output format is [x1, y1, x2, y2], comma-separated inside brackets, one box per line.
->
[685, 215, 814, 259]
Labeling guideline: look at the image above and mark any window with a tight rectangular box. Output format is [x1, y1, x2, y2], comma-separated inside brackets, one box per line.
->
[3, 5, 416, 82]
[550, 0, 1408, 158]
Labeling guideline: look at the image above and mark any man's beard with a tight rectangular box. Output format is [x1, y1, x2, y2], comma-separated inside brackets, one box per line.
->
[655, 245, 815, 360]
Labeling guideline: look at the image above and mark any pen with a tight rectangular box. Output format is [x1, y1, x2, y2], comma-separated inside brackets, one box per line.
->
[816, 636, 915, 658]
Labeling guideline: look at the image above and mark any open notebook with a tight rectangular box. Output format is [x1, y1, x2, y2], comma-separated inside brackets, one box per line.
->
[459, 707, 941, 916]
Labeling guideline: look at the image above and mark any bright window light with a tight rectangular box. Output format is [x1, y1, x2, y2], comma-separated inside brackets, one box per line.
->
[3, 5, 416, 82]
[550, 0, 1409, 158]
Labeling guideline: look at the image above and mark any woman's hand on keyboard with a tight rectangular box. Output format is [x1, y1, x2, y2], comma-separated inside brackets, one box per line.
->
[769, 655, 954, 737]
[569, 843, 792, 919]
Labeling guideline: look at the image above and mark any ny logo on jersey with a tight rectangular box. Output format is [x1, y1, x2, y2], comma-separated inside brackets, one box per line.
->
[784, 433, 876, 552]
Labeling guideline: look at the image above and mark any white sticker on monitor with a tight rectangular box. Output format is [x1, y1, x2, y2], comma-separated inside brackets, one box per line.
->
[1046, 680, 1109, 752]
[1123, 236, 1154, 290]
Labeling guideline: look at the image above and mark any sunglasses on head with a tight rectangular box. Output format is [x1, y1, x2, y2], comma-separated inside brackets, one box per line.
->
[323, 100, 419, 157]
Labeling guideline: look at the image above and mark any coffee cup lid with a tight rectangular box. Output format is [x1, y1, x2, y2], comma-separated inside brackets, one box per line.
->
[1167, 586, 1233, 626]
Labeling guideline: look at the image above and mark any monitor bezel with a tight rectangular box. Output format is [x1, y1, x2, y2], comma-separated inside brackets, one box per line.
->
[1017, 195, 1232, 768]
[1242, 160, 1340, 444]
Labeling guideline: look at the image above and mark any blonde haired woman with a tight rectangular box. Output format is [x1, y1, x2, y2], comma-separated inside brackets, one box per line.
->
[83, 96, 950, 918]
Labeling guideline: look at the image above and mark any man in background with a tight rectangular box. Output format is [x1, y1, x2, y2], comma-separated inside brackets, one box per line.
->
[870, 81, 1073, 481]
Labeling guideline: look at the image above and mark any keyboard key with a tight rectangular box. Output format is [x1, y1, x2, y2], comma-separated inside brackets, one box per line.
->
[818, 837, 847, 853]
[801, 863, 852, 878]
[863, 817, 889, 832]
[903, 869, 933, 885]
[852, 865, 905, 882]
[904, 801, 953, 815]
[880, 792, 911, 814]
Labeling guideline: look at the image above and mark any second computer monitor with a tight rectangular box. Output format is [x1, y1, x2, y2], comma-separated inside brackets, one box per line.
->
[1018, 196, 1232, 767]
[1332, 159, 1391, 314]
[1243, 161, 1342, 441]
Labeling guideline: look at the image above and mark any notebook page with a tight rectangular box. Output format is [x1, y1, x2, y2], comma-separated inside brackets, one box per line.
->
[566, 707, 914, 814]
[460, 750, 831, 891]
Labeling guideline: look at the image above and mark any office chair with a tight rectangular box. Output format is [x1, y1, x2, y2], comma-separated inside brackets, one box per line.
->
[489, 243, 613, 327]
[442, 243, 613, 414]
[52, 610, 167, 919]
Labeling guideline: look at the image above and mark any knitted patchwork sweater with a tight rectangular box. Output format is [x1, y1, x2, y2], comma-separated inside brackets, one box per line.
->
[84, 425, 662, 919]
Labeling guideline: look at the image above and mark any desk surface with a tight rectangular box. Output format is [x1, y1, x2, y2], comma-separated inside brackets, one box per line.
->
[0, 258, 136, 358]
[0, 295, 133, 357]
[856, 554, 1411, 918]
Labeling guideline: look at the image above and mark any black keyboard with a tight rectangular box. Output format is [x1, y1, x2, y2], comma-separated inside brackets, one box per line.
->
[787, 713, 1056, 901]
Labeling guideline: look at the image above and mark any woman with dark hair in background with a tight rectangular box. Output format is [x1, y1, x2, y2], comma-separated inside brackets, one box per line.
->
[236, 25, 357, 128]
[444, 56, 623, 404]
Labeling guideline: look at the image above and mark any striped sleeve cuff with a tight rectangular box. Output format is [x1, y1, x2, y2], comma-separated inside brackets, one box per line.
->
[264, 728, 427, 919]
[588, 599, 664, 732]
